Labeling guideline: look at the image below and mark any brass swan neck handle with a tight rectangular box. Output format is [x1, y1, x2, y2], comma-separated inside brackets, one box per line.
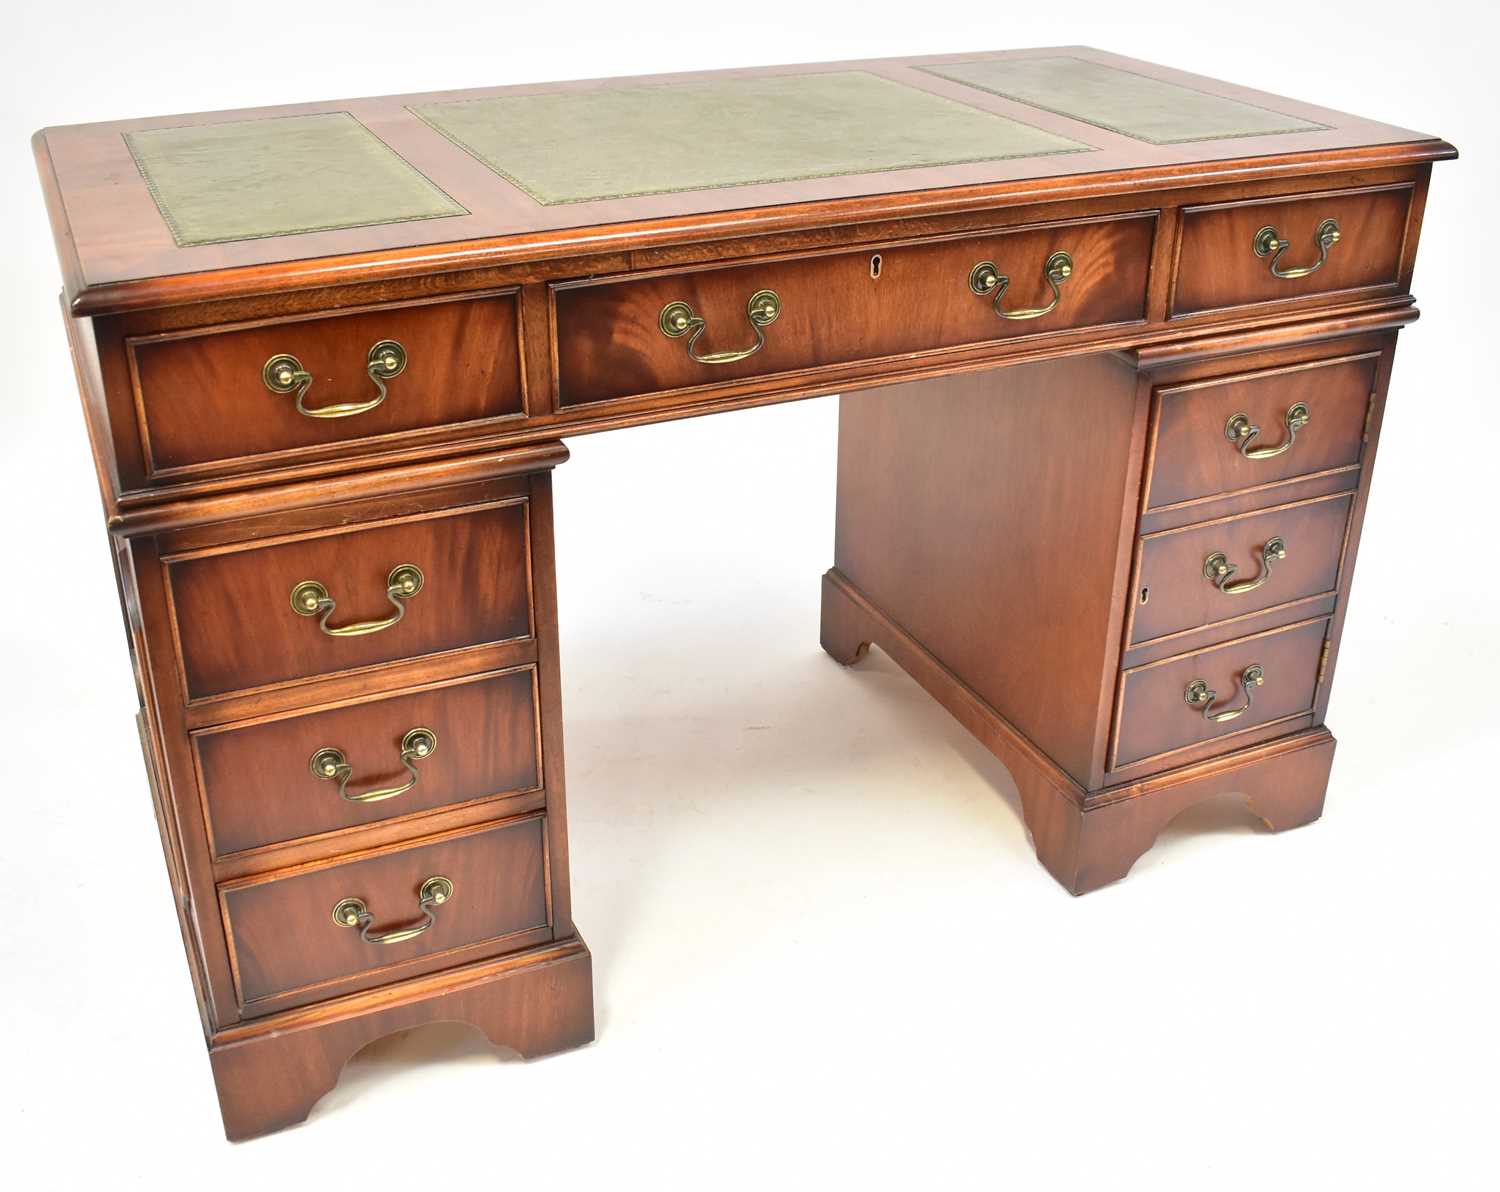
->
[1184, 665, 1266, 723]
[969, 251, 1074, 321]
[658, 290, 782, 365]
[262, 340, 407, 419]
[1253, 218, 1341, 280]
[290, 564, 424, 638]
[310, 728, 438, 804]
[332, 877, 454, 946]
[1226, 403, 1310, 460]
[1204, 538, 1287, 596]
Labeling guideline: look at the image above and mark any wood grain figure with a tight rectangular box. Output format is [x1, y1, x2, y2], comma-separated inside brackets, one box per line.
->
[32, 46, 1453, 1138]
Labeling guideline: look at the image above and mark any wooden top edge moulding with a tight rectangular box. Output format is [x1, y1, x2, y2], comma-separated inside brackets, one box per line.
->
[34, 46, 1454, 316]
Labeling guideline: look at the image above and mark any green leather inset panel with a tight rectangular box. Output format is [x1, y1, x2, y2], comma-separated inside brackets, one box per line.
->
[921, 57, 1327, 145]
[125, 112, 467, 247]
[411, 71, 1091, 205]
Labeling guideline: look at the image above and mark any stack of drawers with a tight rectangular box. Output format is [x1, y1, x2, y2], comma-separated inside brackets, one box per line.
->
[171, 494, 560, 1015]
[1110, 341, 1388, 782]
[86, 293, 590, 1138]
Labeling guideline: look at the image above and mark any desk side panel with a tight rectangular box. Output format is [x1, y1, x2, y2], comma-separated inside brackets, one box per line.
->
[833, 356, 1145, 786]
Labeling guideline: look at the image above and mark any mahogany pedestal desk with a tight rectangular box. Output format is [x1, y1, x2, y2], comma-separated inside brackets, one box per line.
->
[33, 48, 1454, 1139]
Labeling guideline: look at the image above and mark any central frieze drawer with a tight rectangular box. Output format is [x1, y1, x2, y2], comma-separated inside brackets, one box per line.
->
[552, 213, 1156, 406]
[165, 500, 533, 701]
[220, 816, 550, 1007]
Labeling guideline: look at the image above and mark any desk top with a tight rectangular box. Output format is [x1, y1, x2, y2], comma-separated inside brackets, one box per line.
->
[34, 46, 1453, 316]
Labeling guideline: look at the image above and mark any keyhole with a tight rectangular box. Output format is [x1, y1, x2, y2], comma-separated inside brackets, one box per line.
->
[870, 254, 883, 279]
[1139, 587, 1150, 605]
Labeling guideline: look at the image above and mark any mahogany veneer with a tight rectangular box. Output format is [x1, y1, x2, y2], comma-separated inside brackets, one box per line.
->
[1171, 183, 1414, 316]
[1143, 352, 1379, 511]
[1112, 615, 1330, 770]
[221, 815, 551, 1007]
[553, 212, 1154, 406]
[194, 667, 541, 857]
[1129, 492, 1353, 645]
[130, 290, 526, 480]
[34, 46, 1452, 1140]
[166, 499, 534, 699]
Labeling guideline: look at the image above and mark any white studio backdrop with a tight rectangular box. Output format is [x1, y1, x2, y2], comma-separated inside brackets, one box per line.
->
[1, 3, 1495, 1188]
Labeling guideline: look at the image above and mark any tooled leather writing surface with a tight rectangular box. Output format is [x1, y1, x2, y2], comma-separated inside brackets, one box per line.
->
[34, 47, 1450, 313]
[921, 56, 1328, 144]
[411, 70, 1089, 205]
[125, 111, 466, 246]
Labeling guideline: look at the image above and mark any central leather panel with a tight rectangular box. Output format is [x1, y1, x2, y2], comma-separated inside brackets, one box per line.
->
[411, 71, 1090, 204]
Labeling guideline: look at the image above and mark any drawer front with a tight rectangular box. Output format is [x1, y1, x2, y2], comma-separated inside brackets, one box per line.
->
[167, 502, 532, 700]
[1146, 352, 1378, 510]
[221, 816, 550, 1006]
[1130, 493, 1352, 646]
[1172, 185, 1410, 317]
[554, 214, 1155, 406]
[1113, 617, 1327, 770]
[195, 668, 541, 857]
[130, 292, 524, 477]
